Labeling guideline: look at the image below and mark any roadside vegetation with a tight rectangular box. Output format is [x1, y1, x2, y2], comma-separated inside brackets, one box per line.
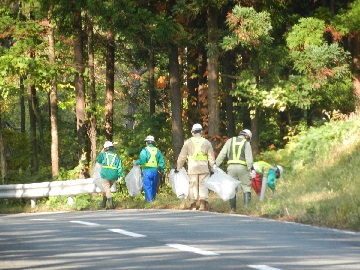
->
[2, 116, 359, 232]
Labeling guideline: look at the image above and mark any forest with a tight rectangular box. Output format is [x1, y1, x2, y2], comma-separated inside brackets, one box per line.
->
[0, 0, 359, 187]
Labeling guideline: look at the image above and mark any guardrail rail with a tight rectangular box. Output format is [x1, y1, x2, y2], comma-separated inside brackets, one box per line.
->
[0, 178, 105, 208]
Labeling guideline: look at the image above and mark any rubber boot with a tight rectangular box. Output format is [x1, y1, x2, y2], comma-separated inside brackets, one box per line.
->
[244, 192, 251, 208]
[108, 198, 115, 209]
[199, 200, 207, 211]
[229, 195, 236, 211]
[101, 196, 107, 208]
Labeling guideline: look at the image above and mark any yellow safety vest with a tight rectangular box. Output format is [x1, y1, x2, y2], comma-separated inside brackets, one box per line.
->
[188, 137, 208, 161]
[253, 161, 272, 173]
[102, 152, 118, 170]
[144, 147, 158, 167]
[227, 137, 247, 165]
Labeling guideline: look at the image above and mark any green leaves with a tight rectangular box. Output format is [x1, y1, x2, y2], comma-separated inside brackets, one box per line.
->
[222, 5, 272, 50]
[286, 17, 325, 50]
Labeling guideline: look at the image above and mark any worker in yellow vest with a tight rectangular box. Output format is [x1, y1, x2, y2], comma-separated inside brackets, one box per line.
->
[96, 141, 123, 209]
[251, 161, 283, 196]
[176, 123, 216, 211]
[216, 129, 254, 210]
[134, 135, 166, 202]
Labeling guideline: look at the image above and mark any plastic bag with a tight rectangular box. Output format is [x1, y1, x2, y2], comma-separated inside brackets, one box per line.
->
[125, 165, 142, 197]
[93, 163, 105, 192]
[205, 168, 240, 201]
[110, 182, 117, 193]
[169, 168, 189, 199]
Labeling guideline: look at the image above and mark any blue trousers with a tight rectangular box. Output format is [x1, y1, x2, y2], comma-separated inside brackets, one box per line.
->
[142, 169, 158, 202]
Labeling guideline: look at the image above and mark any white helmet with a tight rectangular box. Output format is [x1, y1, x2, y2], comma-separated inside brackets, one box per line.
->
[144, 135, 155, 143]
[240, 129, 252, 140]
[191, 123, 202, 133]
[275, 165, 283, 178]
[103, 141, 113, 148]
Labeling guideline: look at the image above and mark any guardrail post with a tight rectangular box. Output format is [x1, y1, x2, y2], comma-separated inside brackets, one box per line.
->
[68, 196, 74, 206]
[31, 198, 36, 208]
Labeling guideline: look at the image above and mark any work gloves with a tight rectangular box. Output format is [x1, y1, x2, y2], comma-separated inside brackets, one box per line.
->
[117, 177, 122, 183]
[250, 170, 256, 179]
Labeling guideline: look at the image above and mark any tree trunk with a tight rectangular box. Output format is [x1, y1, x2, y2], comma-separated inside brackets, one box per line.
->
[20, 76, 25, 134]
[149, 49, 156, 115]
[187, 46, 200, 132]
[0, 114, 5, 184]
[73, 5, 87, 178]
[223, 51, 236, 137]
[32, 91, 49, 167]
[207, 5, 220, 138]
[198, 44, 207, 128]
[349, 33, 360, 111]
[169, 44, 184, 161]
[105, 30, 115, 141]
[251, 107, 260, 158]
[251, 55, 260, 157]
[48, 13, 59, 178]
[87, 11, 97, 163]
[28, 84, 37, 173]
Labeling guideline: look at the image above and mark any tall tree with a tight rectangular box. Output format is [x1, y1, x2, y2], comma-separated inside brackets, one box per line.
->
[105, 29, 115, 141]
[72, 1, 88, 178]
[207, 4, 220, 138]
[86, 10, 97, 163]
[169, 44, 184, 160]
[45, 5, 59, 178]
[222, 5, 273, 156]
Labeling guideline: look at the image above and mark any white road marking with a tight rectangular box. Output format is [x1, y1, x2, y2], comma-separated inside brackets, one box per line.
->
[70, 221, 99, 226]
[108, 228, 146, 238]
[249, 265, 282, 270]
[166, 243, 220, 256]
[29, 219, 55, 221]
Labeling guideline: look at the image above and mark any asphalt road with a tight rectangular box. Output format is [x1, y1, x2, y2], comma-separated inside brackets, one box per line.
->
[0, 209, 359, 269]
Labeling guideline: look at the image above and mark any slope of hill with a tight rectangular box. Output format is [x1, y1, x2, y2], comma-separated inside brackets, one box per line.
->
[257, 117, 360, 232]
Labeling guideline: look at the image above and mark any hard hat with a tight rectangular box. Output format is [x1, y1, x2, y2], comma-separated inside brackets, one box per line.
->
[144, 135, 155, 143]
[191, 123, 203, 132]
[275, 165, 283, 178]
[103, 141, 113, 148]
[240, 129, 252, 140]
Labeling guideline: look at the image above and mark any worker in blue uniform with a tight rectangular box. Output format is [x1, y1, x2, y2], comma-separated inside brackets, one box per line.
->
[134, 135, 166, 202]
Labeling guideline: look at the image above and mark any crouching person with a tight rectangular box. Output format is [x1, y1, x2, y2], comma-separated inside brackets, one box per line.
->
[251, 161, 283, 198]
[96, 141, 123, 209]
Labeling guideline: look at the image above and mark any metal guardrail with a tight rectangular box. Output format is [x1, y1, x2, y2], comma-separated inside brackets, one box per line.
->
[0, 178, 105, 208]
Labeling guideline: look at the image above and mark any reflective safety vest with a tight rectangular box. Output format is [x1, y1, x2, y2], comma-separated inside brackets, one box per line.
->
[144, 147, 158, 167]
[227, 137, 247, 165]
[188, 137, 208, 161]
[102, 152, 118, 170]
[253, 161, 272, 174]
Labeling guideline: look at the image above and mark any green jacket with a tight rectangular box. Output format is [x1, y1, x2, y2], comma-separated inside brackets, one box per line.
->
[135, 144, 166, 172]
[96, 150, 123, 181]
[253, 161, 276, 191]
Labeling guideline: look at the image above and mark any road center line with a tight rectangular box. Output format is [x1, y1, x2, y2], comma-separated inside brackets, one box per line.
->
[249, 265, 282, 270]
[108, 228, 146, 238]
[70, 221, 99, 226]
[166, 243, 220, 256]
[29, 219, 55, 221]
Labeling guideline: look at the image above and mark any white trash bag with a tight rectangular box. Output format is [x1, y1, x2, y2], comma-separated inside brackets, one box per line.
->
[205, 168, 240, 201]
[125, 165, 142, 197]
[93, 162, 105, 192]
[110, 182, 117, 193]
[169, 168, 189, 199]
